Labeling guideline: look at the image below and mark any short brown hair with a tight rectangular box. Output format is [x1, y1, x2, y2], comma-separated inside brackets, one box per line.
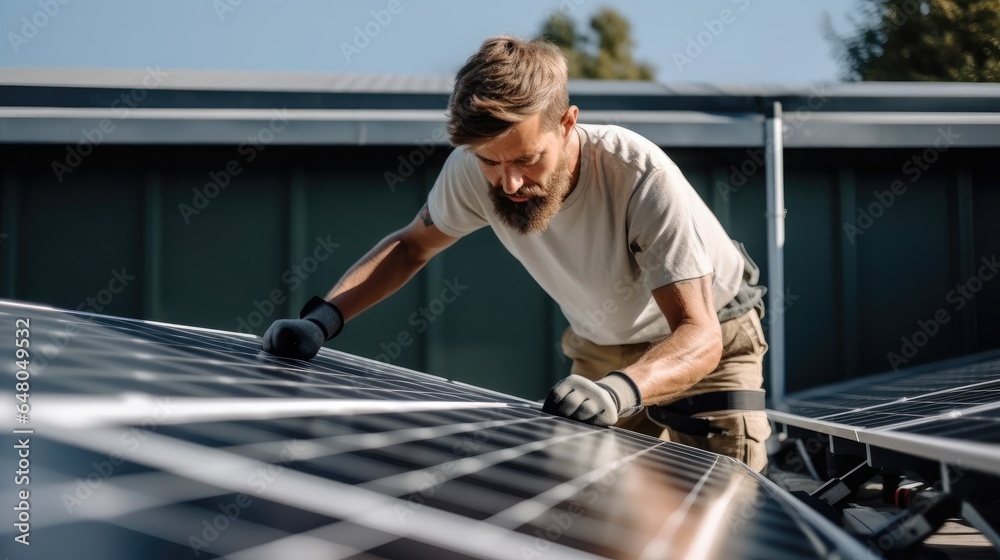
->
[447, 35, 569, 146]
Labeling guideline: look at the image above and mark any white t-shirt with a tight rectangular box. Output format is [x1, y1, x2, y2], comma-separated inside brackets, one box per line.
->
[427, 124, 744, 345]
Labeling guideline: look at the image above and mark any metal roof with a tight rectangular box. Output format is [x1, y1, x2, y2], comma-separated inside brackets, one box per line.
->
[0, 68, 458, 92]
[2, 68, 999, 147]
[5, 67, 1000, 99]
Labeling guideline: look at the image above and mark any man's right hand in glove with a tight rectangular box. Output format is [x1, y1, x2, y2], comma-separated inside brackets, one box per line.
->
[542, 372, 643, 427]
[262, 296, 344, 360]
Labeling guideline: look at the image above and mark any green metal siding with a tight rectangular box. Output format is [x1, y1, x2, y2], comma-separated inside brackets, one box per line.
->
[160, 169, 288, 328]
[855, 168, 954, 374]
[973, 168, 1000, 355]
[784, 168, 840, 391]
[12, 169, 145, 317]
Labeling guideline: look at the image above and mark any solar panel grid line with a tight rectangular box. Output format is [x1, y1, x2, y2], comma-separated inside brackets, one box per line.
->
[425, 476, 528, 517]
[108, 500, 299, 557]
[225, 423, 333, 450]
[32, 394, 514, 429]
[225, 416, 542, 460]
[556, 430, 734, 484]
[512, 448, 724, 519]
[355, 419, 557, 472]
[905, 408, 1000, 442]
[812, 378, 1000, 422]
[40, 426, 598, 560]
[83, 377, 283, 401]
[8, 298, 528, 406]
[486, 441, 657, 530]
[61, 355, 494, 406]
[840, 399, 1000, 431]
[659, 464, 749, 560]
[450, 466, 555, 503]
[219, 416, 362, 445]
[637, 457, 721, 560]
[775, 348, 1000, 404]
[33, 361, 296, 399]
[514, 502, 639, 547]
[307, 350, 538, 406]
[357, 430, 598, 496]
[783, 377, 1000, 410]
[221, 521, 388, 560]
[778, 393, 999, 424]
[226, 534, 364, 560]
[513, 451, 749, 558]
[26, 473, 231, 530]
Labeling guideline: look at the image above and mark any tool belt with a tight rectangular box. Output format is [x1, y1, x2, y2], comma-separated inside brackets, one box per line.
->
[646, 390, 765, 437]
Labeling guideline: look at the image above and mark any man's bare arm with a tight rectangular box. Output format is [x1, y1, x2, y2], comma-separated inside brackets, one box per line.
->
[619, 274, 723, 405]
[326, 203, 458, 321]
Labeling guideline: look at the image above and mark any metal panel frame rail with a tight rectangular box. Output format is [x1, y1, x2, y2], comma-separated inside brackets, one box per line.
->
[768, 350, 1000, 558]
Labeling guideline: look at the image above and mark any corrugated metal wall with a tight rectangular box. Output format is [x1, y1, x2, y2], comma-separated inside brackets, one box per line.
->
[2, 143, 997, 399]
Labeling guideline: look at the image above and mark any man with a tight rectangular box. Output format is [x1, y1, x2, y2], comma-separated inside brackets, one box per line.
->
[262, 35, 771, 472]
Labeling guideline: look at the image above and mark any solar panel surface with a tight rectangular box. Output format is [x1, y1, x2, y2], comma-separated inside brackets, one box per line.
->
[0, 300, 866, 559]
[769, 352, 1000, 477]
[774, 352, 1000, 441]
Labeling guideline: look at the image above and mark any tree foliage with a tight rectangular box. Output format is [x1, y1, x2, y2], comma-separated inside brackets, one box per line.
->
[538, 7, 655, 80]
[827, 0, 1000, 82]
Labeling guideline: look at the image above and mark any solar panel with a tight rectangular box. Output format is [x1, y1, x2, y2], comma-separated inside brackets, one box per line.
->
[766, 352, 1000, 556]
[0, 300, 868, 559]
[771, 351, 1000, 469]
[777, 355, 1000, 427]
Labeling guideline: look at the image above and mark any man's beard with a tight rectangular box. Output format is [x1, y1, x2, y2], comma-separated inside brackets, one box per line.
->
[487, 151, 573, 235]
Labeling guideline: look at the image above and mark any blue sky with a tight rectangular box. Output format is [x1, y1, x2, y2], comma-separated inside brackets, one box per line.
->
[1, 0, 861, 83]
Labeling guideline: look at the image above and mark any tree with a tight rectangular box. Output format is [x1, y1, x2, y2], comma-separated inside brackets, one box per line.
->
[538, 7, 655, 80]
[826, 0, 1000, 82]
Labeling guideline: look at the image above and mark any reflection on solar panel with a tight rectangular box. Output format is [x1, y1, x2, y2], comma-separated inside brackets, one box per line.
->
[0, 300, 867, 559]
[770, 351, 1000, 475]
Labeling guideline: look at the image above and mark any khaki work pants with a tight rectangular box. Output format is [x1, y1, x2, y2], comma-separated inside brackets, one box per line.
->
[561, 309, 771, 472]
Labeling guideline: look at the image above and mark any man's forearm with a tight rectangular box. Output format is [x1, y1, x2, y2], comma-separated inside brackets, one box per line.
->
[619, 321, 722, 405]
[325, 232, 427, 321]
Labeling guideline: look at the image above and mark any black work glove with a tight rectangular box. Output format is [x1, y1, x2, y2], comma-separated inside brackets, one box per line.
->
[542, 371, 643, 427]
[262, 296, 344, 360]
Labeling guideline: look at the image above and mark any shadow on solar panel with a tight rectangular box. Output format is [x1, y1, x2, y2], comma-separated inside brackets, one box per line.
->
[1, 300, 867, 559]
